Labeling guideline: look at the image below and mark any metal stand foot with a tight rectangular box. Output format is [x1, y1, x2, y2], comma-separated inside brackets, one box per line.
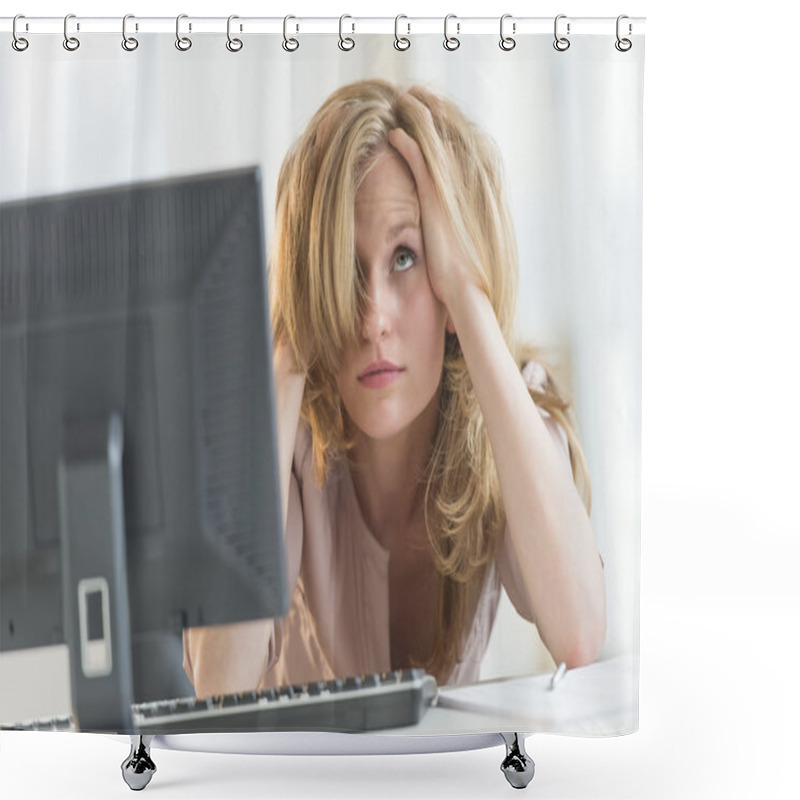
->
[121, 735, 156, 791]
[500, 733, 535, 789]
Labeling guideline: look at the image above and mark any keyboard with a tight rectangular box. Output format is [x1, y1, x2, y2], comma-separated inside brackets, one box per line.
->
[3, 669, 438, 734]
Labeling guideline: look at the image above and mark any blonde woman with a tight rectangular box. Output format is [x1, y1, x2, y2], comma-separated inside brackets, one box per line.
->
[183, 80, 605, 696]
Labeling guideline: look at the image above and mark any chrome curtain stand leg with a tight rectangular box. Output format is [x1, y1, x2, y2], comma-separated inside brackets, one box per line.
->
[121, 734, 157, 791]
[500, 732, 535, 789]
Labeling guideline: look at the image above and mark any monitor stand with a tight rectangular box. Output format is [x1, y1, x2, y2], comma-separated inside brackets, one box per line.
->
[59, 414, 134, 733]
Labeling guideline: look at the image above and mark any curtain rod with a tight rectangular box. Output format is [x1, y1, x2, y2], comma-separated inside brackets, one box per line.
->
[2, 16, 646, 37]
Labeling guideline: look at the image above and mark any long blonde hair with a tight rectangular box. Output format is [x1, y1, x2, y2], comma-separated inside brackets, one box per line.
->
[270, 80, 590, 682]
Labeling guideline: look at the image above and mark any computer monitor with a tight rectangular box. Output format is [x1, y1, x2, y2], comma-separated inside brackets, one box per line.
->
[0, 168, 288, 732]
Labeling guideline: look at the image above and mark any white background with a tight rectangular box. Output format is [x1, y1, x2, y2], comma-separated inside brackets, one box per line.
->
[1, 1, 799, 799]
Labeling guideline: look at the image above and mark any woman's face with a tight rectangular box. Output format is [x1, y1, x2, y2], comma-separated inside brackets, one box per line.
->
[336, 147, 449, 443]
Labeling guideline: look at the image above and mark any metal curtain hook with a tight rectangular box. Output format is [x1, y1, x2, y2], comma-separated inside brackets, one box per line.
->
[12, 14, 29, 51]
[227, 15, 243, 52]
[63, 13, 80, 51]
[553, 14, 570, 52]
[443, 14, 460, 51]
[339, 14, 355, 51]
[283, 15, 299, 52]
[500, 14, 516, 51]
[122, 14, 138, 51]
[615, 14, 632, 51]
[394, 14, 410, 51]
[175, 14, 192, 50]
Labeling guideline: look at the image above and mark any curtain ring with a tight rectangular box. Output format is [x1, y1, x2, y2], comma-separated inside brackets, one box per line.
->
[615, 15, 632, 52]
[283, 15, 299, 52]
[394, 15, 410, 51]
[499, 14, 516, 51]
[63, 13, 80, 51]
[12, 14, 29, 52]
[226, 15, 243, 52]
[443, 14, 460, 51]
[175, 14, 192, 51]
[553, 14, 570, 52]
[338, 14, 355, 51]
[122, 14, 138, 51]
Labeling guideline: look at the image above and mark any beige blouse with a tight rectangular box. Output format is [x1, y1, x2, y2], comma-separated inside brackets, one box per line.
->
[183, 361, 571, 698]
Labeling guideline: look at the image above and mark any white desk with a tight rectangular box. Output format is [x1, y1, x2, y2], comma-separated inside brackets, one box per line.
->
[150, 654, 637, 757]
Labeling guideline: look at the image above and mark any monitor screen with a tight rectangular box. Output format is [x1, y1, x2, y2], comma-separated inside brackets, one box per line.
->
[0, 168, 288, 730]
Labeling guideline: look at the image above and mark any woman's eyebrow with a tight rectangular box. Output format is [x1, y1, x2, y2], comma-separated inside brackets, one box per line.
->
[385, 219, 420, 244]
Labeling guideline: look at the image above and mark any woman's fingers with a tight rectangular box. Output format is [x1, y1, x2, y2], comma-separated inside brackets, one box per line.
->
[388, 126, 450, 261]
[388, 113, 473, 310]
[387, 127, 436, 207]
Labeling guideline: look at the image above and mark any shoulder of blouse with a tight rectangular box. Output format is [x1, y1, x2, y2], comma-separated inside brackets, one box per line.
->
[521, 359, 548, 394]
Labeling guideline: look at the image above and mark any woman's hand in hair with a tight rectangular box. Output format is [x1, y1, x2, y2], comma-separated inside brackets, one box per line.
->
[273, 339, 306, 533]
[388, 120, 483, 321]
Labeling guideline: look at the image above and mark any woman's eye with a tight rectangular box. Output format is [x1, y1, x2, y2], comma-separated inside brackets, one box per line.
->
[393, 248, 416, 273]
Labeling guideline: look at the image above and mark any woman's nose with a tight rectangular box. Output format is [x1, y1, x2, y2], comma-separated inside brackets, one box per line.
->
[360, 275, 391, 342]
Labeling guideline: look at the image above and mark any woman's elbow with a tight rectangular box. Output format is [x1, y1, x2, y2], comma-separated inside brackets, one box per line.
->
[562, 630, 605, 669]
[551, 603, 606, 669]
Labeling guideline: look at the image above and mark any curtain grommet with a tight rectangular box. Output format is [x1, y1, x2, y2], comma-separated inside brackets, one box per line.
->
[553, 14, 570, 52]
[12, 14, 29, 51]
[444, 14, 460, 51]
[226, 15, 243, 52]
[63, 13, 80, 52]
[338, 14, 355, 51]
[122, 14, 139, 52]
[175, 14, 192, 51]
[499, 14, 516, 51]
[394, 15, 410, 51]
[283, 15, 299, 52]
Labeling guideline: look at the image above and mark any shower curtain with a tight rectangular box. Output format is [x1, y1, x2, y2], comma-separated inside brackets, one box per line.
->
[0, 15, 643, 746]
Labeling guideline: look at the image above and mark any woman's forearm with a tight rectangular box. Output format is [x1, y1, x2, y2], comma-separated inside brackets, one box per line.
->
[446, 283, 606, 667]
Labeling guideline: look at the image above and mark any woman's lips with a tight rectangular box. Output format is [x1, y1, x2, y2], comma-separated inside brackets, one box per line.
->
[357, 361, 404, 389]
